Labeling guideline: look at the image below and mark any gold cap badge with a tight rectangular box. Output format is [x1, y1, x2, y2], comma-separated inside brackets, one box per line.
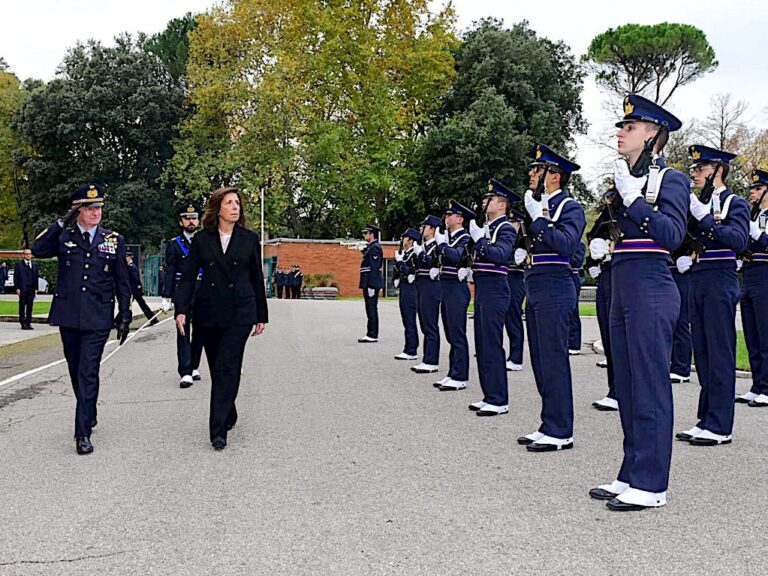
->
[623, 97, 634, 116]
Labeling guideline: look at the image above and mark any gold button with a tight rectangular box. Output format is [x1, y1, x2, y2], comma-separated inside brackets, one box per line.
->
[83, 275, 88, 280]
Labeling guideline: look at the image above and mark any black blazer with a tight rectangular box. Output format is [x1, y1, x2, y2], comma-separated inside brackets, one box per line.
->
[174, 226, 268, 327]
[13, 260, 39, 292]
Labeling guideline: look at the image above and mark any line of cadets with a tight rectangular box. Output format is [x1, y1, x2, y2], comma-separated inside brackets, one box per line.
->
[274, 265, 303, 299]
[358, 93, 768, 512]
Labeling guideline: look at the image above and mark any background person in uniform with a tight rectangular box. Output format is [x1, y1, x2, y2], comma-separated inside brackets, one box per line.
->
[394, 228, 420, 361]
[358, 225, 383, 342]
[174, 186, 268, 450]
[411, 215, 442, 373]
[669, 244, 693, 383]
[275, 267, 284, 299]
[32, 183, 132, 455]
[0, 262, 9, 292]
[293, 265, 303, 299]
[13, 248, 39, 330]
[126, 251, 158, 325]
[506, 210, 527, 372]
[162, 202, 204, 388]
[568, 241, 586, 355]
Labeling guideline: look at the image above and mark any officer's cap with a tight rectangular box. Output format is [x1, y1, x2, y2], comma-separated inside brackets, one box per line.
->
[616, 94, 682, 132]
[749, 168, 768, 188]
[401, 228, 421, 241]
[445, 199, 476, 221]
[178, 201, 201, 219]
[688, 144, 737, 168]
[529, 144, 581, 174]
[485, 178, 521, 203]
[362, 224, 380, 236]
[70, 183, 106, 207]
[421, 215, 442, 229]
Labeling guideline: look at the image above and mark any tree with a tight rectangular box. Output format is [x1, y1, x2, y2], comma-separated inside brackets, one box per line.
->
[583, 23, 718, 105]
[14, 35, 185, 247]
[143, 12, 199, 89]
[414, 19, 587, 212]
[698, 93, 748, 151]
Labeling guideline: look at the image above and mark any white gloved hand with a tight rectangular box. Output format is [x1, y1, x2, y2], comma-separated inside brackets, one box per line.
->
[429, 268, 440, 280]
[514, 248, 527, 265]
[676, 255, 693, 274]
[736, 259, 743, 271]
[588, 265, 601, 279]
[613, 159, 645, 207]
[367, 288, 375, 297]
[750, 220, 762, 240]
[407, 274, 415, 284]
[358, 242, 367, 251]
[412, 242, 424, 256]
[589, 238, 610, 260]
[469, 219, 484, 242]
[434, 227, 447, 246]
[393, 278, 400, 288]
[457, 268, 468, 282]
[395, 250, 403, 262]
[689, 193, 710, 221]
[161, 298, 173, 312]
[524, 190, 543, 221]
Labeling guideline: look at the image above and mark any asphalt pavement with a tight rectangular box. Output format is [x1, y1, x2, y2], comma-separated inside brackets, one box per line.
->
[0, 299, 764, 576]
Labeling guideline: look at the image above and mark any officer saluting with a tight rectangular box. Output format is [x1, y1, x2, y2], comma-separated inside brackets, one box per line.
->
[394, 228, 420, 361]
[676, 145, 749, 446]
[32, 183, 132, 455]
[590, 95, 688, 511]
[162, 202, 204, 388]
[358, 224, 383, 343]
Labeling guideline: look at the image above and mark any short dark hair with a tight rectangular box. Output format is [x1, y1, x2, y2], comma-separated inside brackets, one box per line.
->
[201, 187, 247, 230]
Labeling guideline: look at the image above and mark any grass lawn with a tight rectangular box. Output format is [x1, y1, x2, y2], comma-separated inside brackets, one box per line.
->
[466, 301, 596, 316]
[736, 330, 749, 372]
[0, 301, 52, 315]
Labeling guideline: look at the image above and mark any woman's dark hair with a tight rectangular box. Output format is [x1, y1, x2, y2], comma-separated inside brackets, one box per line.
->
[202, 186, 247, 230]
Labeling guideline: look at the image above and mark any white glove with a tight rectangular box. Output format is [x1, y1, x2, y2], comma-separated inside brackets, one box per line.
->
[434, 227, 447, 246]
[588, 265, 601, 279]
[412, 242, 424, 256]
[750, 220, 762, 240]
[676, 256, 693, 274]
[407, 274, 415, 284]
[429, 268, 440, 280]
[589, 238, 610, 260]
[161, 298, 173, 312]
[395, 250, 403, 262]
[613, 159, 645, 207]
[367, 288, 375, 297]
[524, 190, 543, 221]
[393, 278, 400, 288]
[457, 268, 468, 282]
[736, 259, 743, 271]
[469, 219, 484, 242]
[358, 242, 366, 251]
[514, 248, 527, 265]
[689, 193, 710, 221]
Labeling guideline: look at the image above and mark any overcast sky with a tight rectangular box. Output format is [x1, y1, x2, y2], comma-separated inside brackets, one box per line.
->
[2, 0, 765, 186]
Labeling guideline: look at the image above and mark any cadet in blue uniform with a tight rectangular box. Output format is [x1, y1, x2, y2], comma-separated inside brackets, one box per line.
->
[358, 224, 383, 343]
[675, 145, 750, 446]
[394, 228, 420, 360]
[669, 246, 693, 383]
[568, 241, 586, 355]
[468, 180, 518, 415]
[162, 202, 204, 388]
[736, 169, 768, 406]
[433, 200, 474, 391]
[32, 184, 132, 455]
[126, 251, 158, 325]
[507, 210, 527, 372]
[589, 95, 688, 511]
[411, 216, 442, 373]
[515, 145, 586, 450]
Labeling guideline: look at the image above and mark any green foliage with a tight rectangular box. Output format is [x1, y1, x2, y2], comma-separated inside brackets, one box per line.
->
[302, 272, 336, 289]
[583, 23, 717, 105]
[1, 257, 58, 292]
[143, 12, 199, 88]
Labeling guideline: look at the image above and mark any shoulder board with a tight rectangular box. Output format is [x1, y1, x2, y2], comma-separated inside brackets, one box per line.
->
[551, 197, 576, 223]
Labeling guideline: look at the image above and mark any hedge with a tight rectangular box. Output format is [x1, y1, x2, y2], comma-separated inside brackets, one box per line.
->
[1, 258, 59, 292]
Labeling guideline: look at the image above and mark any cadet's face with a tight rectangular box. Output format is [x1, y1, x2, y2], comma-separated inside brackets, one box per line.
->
[363, 231, 373, 242]
[444, 213, 463, 229]
[616, 121, 654, 157]
[180, 216, 198, 232]
[749, 184, 767, 205]
[528, 166, 543, 189]
[691, 163, 715, 189]
[421, 225, 435, 240]
[403, 237, 414, 249]
[219, 193, 240, 224]
[77, 205, 102, 227]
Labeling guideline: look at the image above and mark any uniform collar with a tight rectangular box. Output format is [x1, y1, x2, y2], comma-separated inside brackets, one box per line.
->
[547, 189, 563, 200]
[77, 223, 98, 235]
[713, 186, 727, 196]
[183, 231, 193, 243]
[448, 228, 466, 239]
[487, 215, 507, 227]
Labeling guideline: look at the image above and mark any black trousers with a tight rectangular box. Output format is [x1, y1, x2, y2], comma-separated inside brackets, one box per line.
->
[133, 293, 156, 322]
[197, 325, 252, 441]
[59, 327, 111, 438]
[18, 290, 35, 327]
[364, 289, 379, 338]
[177, 314, 203, 377]
[277, 285, 283, 299]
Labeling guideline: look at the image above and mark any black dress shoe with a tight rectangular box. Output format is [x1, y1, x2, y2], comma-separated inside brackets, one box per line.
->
[180, 378, 193, 389]
[516, 436, 534, 445]
[226, 421, 236, 431]
[211, 437, 227, 450]
[526, 441, 573, 452]
[606, 498, 647, 512]
[76, 436, 93, 455]
[91, 418, 98, 429]
[675, 431, 694, 441]
[589, 487, 618, 501]
[688, 436, 731, 446]
[734, 396, 752, 404]
[592, 402, 618, 412]
[192, 373, 202, 381]
[748, 400, 768, 408]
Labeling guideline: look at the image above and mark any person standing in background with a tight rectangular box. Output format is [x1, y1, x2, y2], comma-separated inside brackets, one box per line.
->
[14, 248, 39, 330]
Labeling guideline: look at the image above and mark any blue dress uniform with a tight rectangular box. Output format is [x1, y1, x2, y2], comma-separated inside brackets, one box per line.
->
[435, 201, 475, 389]
[679, 145, 750, 445]
[505, 228, 526, 369]
[32, 184, 132, 452]
[669, 250, 693, 382]
[359, 225, 383, 341]
[520, 145, 585, 449]
[738, 169, 768, 406]
[127, 254, 157, 323]
[470, 181, 517, 413]
[592, 95, 688, 510]
[594, 256, 616, 405]
[413, 215, 443, 370]
[395, 228, 420, 358]
[568, 241, 586, 353]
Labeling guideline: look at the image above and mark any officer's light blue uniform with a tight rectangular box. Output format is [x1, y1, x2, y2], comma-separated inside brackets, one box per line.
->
[608, 96, 688, 501]
[505, 216, 526, 367]
[472, 182, 517, 408]
[686, 145, 750, 439]
[396, 228, 420, 357]
[568, 241, 586, 352]
[524, 145, 586, 441]
[359, 225, 383, 339]
[437, 201, 474, 383]
[740, 169, 768, 401]
[32, 184, 132, 440]
[415, 216, 442, 366]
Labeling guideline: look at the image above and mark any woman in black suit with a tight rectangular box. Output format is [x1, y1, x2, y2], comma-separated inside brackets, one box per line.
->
[174, 187, 268, 450]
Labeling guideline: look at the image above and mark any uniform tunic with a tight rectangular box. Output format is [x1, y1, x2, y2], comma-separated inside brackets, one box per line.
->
[438, 229, 471, 381]
[415, 240, 442, 365]
[359, 240, 383, 338]
[741, 209, 768, 396]
[396, 249, 419, 356]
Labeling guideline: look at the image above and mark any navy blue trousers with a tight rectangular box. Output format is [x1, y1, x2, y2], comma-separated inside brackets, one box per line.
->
[611, 258, 678, 493]
[60, 327, 111, 438]
[526, 268, 576, 438]
[741, 266, 768, 395]
[568, 273, 583, 351]
[416, 279, 441, 365]
[440, 279, 471, 381]
[398, 283, 419, 356]
[691, 267, 740, 436]
[595, 268, 615, 399]
[474, 275, 510, 406]
[504, 272, 525, 365]
[363, 289, 379, 338]
[670, 270, 692, 377]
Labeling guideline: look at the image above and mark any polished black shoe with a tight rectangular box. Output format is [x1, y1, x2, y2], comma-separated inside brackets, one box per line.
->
[91, 418, 98, 429]
[76, 436, 94, 455]
[526, 441, 573, 453]
[606, 498, 648, 512]
[211, 437, 227, 450]
[748, 400, 768, 408]
[688, 436, 732, 446]
[192, 372, 202, 381]
[675, 431, 694, 441]
[516, 436, 535, 445]
[21, 325, 32, 330]
[226, 420, 237, 431]
[589, 488, 618, 501]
